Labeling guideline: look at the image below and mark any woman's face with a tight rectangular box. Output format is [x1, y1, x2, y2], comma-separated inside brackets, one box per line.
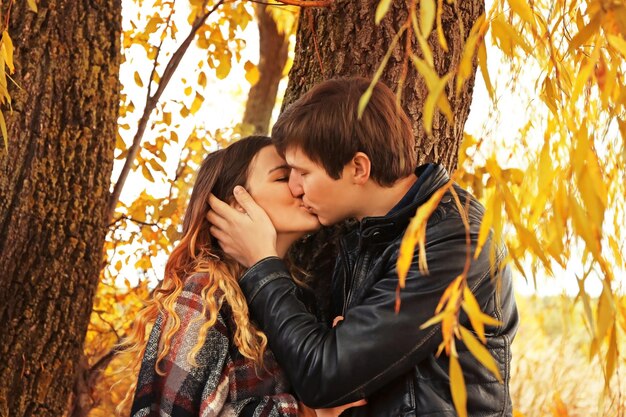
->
[246, 145, 321, 235]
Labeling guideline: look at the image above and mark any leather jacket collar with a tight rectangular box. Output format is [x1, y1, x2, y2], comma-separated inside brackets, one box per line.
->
[357, 163, 451, 245]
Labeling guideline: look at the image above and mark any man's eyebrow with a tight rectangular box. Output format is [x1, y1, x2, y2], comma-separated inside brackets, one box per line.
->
[268, 164, 290, 174]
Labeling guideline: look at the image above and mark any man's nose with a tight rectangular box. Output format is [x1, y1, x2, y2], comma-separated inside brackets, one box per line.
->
[289, 172, 303, 197]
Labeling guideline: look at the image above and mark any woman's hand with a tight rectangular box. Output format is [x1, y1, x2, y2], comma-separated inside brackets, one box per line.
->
[207, 189, 278, 268]
[297, 315, 366, 417]
[314, 399, 367, 417]
[298, 400, 367, 417]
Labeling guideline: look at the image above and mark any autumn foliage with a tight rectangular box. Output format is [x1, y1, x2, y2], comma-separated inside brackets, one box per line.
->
[1, 0, 624, 416]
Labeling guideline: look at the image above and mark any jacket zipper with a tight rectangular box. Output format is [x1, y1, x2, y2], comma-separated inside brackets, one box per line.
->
[342, 237, 367, 317]
[340, 240, 351, 316]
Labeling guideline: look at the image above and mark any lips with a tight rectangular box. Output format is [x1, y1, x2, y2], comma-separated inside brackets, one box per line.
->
[299, 204, 315, 214]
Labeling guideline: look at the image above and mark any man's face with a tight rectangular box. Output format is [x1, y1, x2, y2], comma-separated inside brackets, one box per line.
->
[284, 146, 356, 226]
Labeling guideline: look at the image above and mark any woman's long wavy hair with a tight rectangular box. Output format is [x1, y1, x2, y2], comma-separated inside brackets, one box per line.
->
[118, 136, 273, 413]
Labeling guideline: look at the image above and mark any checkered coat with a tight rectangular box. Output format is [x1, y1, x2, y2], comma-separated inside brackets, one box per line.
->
[130, 273, 299, 417]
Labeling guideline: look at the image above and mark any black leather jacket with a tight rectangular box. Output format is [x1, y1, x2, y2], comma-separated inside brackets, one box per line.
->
[240, 164, 519, 416]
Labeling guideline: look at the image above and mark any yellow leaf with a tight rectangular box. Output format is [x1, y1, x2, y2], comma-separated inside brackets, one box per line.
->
[216, 55, 231, 80]
[134, 71, 143, 87]
[459, 326, 503, 382]
[419, 311, 446, 329]
[477, 42, 494, 99]
[567, 12, 601, 53]
[475, 189, 495, 260]
[411, 55, 438, 89]
[27, 0, 38, 12]
[569, 194, 601, 258]
[141, 165, 154, 182]
[244, 60, 260, 85]
[507, 0, 535, 26]
[184, 85, 192, 96]
[357, 86, 374, 120]
[456, 15, 484, 95]
[144, 16, 163, 35]
[596, 286, 614, 349]
[163, 112, 171, 125]
[416, 32, 434, 67]
[375, 0, 392, 24]
[148, 158, 164, 173]
[424, 73, 452, 135]
[397, 181, 452, 279]
[1, 32, 14, 73]
[605, 324, 618, 387]
[435, 279, 456, 314]
[572, 56, 596, 100]
[436, 0, 448, 51]
[420, 0, 435, 38]
[491, 15, 532, 57]
[0, 110, 7, 151]
[198, 71, 207, 88]
[450, 355, 467, 417]
[412, 52, 452, 118]
[190, 92, 204, 115]
[607, 34, 626, 58]
[461, 286, 485, 342]
[360, 24, 406, 119]
[397, 212, 418, 289]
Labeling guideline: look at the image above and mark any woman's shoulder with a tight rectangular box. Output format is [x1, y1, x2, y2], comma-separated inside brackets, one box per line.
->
[179, 272, 234, 317]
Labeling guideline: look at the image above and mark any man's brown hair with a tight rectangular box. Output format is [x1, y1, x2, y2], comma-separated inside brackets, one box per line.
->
[272, 77, 416, 186]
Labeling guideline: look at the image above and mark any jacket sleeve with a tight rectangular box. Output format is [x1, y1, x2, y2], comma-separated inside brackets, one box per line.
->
[239, 225, 497, 408]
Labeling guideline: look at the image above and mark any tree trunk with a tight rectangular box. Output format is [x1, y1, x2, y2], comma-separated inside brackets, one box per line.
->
[284, 0, 483, 312]
[0, 0, 121, 415]
[242, 4, 290, 135]
[283, 0, 484, 173]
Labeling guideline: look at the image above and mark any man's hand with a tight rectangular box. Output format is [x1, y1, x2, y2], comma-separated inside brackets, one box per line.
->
[207, 186, 278, 268]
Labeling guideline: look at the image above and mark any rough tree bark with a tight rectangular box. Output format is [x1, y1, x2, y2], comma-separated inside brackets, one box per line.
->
[242, 4, 290, 135]
[284, 0, 484, 310]
[283, 0, 484, 173]
[0, 0, 121, 416]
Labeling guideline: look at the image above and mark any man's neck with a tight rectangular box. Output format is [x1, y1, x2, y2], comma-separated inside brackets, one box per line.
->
[356, 174, 418, 220]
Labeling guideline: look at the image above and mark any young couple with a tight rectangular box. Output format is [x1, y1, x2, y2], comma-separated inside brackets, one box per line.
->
[123, 77, 518, 417]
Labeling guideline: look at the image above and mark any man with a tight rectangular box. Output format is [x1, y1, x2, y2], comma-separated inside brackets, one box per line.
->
[208, 77, 518, 416]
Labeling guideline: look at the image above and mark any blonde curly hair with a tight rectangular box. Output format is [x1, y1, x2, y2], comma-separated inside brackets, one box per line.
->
[117, 136, 274, 413]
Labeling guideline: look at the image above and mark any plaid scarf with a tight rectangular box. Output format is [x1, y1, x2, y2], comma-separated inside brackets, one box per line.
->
[130, 273, 299, 417]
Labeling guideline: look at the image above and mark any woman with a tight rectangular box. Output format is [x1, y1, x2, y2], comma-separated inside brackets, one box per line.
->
[120, 136, 358, 417]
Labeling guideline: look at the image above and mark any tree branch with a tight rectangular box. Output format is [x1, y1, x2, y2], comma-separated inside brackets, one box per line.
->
[107, 0, 225, 222]
[247, 0, 333, 6]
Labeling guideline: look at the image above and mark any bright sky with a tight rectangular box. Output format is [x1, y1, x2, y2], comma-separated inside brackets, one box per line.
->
[113, 1, 616, 298]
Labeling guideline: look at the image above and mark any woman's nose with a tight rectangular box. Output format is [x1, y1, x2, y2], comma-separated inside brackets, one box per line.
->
[288, 172, 303, 197]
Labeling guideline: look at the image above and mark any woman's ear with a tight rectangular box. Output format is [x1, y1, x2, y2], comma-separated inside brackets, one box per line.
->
[230, 199, 246, 213]
[351, 152, 371, 185]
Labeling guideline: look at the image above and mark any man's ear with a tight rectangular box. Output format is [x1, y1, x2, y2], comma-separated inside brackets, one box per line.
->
[351, 152, 371, 185]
